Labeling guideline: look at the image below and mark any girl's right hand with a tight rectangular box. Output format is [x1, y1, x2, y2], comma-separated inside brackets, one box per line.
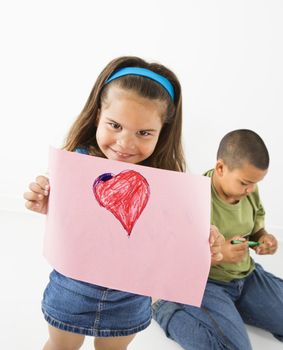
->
[221, 236, 249, 264]
[209, 225, 225, 264]
[23, 175, 50, 214]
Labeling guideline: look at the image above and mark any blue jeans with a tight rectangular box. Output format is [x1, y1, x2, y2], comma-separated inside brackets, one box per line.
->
[153, 264, 283, 350]
[42, 270, 152, 337]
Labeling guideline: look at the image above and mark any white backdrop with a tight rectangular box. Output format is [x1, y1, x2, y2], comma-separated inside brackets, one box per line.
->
[1, 0, 282, 235]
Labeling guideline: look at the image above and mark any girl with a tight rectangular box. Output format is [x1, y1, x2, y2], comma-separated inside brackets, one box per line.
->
[24, 56, 223, 350]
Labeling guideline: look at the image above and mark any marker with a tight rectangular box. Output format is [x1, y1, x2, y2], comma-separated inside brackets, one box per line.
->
[231, 240, 261, 247]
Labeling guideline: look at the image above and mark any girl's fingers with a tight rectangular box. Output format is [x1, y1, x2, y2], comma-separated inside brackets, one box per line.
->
[23, 191, 44, 202]
[25, 200, 38, 210]
[36, 175, 50, 189]
[29, 182, 44, 194]
[29, 182, 49, 196]
[24, 176, 49, 214]
[209, 225, 219, 245]
[28, 175, 49, 194]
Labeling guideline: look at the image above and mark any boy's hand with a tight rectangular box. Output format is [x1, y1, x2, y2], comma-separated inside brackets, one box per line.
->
[210, 225, 225, 264]
[254, 233, 278, 255]
[221, 236, 249, 264]
[23, 175, 50, 214]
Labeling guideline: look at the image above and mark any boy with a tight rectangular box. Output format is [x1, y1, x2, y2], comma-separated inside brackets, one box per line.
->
[153, 129, 283, 350]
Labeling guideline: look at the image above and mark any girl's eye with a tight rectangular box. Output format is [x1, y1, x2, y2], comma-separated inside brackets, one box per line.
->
[240, 181, 248, 186]
[109, 122, 121, 130]
[138, 130, 151, 136]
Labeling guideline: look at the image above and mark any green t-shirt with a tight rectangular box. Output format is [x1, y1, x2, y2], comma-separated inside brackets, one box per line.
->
[205, 169, 265, 282]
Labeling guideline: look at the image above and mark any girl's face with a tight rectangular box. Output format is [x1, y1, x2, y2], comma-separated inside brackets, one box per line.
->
[96, 86, 164, 164]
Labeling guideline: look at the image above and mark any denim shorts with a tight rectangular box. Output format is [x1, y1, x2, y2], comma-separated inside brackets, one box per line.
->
[41, 270, 152, 337]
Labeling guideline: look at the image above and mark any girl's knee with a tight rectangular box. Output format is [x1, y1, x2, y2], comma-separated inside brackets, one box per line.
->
[44, 325, 85, 350]
[44, 339, 84, 350]
[94, 334, 136, 350]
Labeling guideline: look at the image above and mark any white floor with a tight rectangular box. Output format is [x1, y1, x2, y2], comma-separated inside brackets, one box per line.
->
[0, 210, 282, 350]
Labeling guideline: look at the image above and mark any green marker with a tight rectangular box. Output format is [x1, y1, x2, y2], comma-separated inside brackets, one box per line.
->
[231, 240, 261, 247]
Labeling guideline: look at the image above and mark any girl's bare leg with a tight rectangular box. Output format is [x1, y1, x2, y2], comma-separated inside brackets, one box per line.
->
[94, 334, 136, 350]
[43, 325, 85, 350]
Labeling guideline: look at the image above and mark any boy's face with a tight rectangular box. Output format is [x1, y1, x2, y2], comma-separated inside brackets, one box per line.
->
[214, 160, 268, 203]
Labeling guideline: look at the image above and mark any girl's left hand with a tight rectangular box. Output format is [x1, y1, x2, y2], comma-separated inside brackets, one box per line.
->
[254, 233, 278, 255]
[209, 225, 225, 264]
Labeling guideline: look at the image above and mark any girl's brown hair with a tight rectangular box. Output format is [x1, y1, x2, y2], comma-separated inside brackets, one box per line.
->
[64, 56, 186, 172]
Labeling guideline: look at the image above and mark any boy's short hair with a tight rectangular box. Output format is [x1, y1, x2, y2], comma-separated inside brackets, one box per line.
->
[217, 129, 269, 170]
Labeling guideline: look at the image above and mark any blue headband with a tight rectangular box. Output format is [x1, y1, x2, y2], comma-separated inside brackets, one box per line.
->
[104, 67, 175, 100]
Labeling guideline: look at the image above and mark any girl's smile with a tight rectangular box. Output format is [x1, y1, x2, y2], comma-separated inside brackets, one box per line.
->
[96, 86, 164, 164]
[108, 147, 136, 161]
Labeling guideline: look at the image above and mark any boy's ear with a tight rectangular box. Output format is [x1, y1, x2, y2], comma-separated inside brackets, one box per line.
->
[215, 159, 225, 177]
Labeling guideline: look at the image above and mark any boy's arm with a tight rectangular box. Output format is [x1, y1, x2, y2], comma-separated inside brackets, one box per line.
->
[248, 188, 278, 255]
[250, 227, 267, 241]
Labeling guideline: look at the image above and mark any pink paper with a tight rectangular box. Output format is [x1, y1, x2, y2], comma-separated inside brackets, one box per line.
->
[44, 147, 211, 306]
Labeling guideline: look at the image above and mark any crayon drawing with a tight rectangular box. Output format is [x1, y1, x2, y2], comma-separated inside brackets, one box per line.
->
[93, 170, 150, 236]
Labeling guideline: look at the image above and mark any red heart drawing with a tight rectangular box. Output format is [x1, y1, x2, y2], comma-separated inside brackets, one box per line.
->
[93, 170, 150, 236]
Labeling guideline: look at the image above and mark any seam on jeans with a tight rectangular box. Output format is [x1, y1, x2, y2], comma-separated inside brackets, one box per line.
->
[202, 307, 235, 350]
[164, 309, 182, 338]
[152, 299, 165, 313]
[93, 289, 109, 329]
[43, 308, 151, 337]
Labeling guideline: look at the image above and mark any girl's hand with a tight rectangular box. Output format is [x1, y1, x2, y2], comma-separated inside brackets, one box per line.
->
[23, 175, 50, 214]
[221, 236, 249, 264]
[210, 225, 225, 264]
[254, 233, 278, 255]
